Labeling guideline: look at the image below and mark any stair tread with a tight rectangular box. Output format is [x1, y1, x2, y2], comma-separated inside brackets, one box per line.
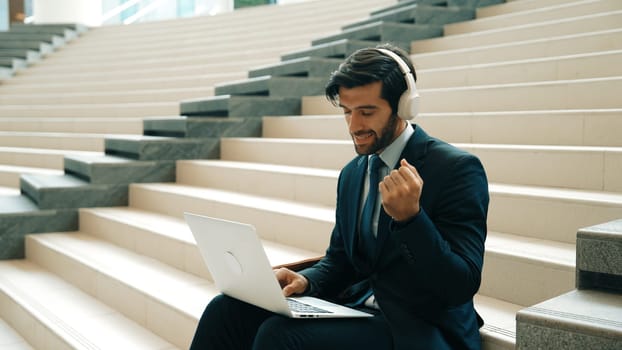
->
[28, 232, 217, 319]
[0, 259, 178, 349]
[133, 183, 335, 220]
[82, 206, 321, 268]
[487, 231, 575, 268]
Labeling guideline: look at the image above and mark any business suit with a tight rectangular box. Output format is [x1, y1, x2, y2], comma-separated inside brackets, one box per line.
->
[299, 124, 489, 349]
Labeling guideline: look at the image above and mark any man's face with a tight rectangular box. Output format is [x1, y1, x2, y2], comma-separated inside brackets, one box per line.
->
[339, 81, 402, 155]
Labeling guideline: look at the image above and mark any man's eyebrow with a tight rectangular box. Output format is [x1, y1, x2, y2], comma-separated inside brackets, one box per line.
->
[338, 104, 378, 110]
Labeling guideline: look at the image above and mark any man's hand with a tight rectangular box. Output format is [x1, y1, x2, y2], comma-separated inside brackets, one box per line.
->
[274, 267, 309, 297]
[379, 158, 423, 222]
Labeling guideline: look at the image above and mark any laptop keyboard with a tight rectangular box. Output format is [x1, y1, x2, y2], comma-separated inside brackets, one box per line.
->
[287, 298, 332, 314]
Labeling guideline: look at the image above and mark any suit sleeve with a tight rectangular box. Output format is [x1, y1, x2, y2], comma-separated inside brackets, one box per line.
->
[392, 152, 489, 306]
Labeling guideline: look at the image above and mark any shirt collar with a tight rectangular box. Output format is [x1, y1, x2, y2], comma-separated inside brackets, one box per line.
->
[375, 121, 413, 170]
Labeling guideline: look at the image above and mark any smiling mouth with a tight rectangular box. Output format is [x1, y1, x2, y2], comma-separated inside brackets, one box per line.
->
[353, 131, 375, 142]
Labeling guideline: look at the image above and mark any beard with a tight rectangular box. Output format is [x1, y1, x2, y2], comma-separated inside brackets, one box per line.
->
[352, 115, 400, 155]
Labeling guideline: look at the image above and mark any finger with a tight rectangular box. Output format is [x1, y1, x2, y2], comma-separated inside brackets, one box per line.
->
[400, 159, 422, 181]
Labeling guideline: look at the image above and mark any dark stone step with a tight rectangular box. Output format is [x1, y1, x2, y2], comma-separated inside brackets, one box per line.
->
[577, 219, 622, 292]
[0, 32, 65, 45]
[281, 39, 379, 61]
[144, 116, 262, 138]
[312, 21, 443, 50]
[0, 48, 40, 61]
[105, 135, 219, 161]
[63, 153, 175, 184]
[20, 173, 129, 210]
[0, 40, 52, 54]
[516, 289, 622, 349]
[180, 95, 301, 118]
[343, 4, 474, 30]
[0, 57, 26, 69]
[248, 57, 343, 78]
[214, 76, 326, 98]
[0, 194, 77, 259]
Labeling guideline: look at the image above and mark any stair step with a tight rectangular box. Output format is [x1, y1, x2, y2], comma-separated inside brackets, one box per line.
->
[0, 259, 179, 349]
[488, 183, 622, 244]
[0, 131, 108, 152]
[281, 39, 378, 61]
[482, 231, 575, 306]
[0, 194, 78, 259]
[0, 102, 179, 118]
[343, 3, 474, 30]
[417, 50, 622, 89]
[474, 294, 521, 350]
[0, 317, 33, 349]
[104, 135, 218, 161]
[214, 76, 326, 98]
[516, 289, 622, 349]
[0, 147, 100, 169]
[412, 10, 622, 53]
[220, 136, 622, 192]
[477, 0, 571, 18]
[20, 173, 128, 210]
[129, 183, 333, 254]
[0, 165, 62, 188]
[143, 116, 262, 138]
[176, 160, 339, 207]
[312, 21, 443, 50]
[180, 95, 301, 118]
[63, 153, 175, 184]
[301, 77, 622, 114]
[264, 109, 622, 147]
[78, 207, 321, 279]
[0, 117, 142, 134]
[25, 232, 216, 348]
[412, 28, 622, 69]
[248, 56, 342, 78]
[446, 0, 621, 35]
[0, 86, 214, 105]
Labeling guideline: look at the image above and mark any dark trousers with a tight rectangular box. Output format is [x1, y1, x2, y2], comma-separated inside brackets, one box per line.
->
[189, 294, 394, 350]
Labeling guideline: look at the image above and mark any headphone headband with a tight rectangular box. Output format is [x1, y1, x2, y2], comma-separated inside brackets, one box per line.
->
[376, 48, 419, 120]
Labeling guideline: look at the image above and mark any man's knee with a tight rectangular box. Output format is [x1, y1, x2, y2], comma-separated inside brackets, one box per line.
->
[253, 316, 302, 350]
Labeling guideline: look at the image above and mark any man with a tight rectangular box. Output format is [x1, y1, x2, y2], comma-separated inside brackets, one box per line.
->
[190, 43, 489, 350]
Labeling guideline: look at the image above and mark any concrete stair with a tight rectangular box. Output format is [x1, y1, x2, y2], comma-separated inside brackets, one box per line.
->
[1, 0, 621, 349]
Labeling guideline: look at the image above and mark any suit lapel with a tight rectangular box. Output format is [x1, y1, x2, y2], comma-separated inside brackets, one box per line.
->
[344, 156, 367, 260]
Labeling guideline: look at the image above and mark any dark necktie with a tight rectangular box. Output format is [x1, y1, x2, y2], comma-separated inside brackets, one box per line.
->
[360, 154, 382, 257]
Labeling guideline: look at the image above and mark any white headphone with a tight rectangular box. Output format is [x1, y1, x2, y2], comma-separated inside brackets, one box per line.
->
[376, 48, 420, 120]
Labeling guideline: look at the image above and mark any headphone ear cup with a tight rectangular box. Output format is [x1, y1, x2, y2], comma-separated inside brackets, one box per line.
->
[397, 89, 419, 120]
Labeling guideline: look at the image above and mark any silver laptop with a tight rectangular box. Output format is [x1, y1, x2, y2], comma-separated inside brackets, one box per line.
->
[184, 212, 372, 318]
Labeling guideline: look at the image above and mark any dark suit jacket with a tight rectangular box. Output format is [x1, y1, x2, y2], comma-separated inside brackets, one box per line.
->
[300, 125, 489, 350]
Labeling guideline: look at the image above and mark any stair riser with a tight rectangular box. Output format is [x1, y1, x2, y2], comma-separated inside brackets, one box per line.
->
[0, 104, 180, 118]
[422, 78, 622, 112]
[0, 290, 74, 350]
[413, 11, 622, 53]
[489, 193, 622, 244]
[220, 138, 622, 192]
[0, 119, 143, 134]
[446, 0, 622, 35]
[0, 89, 214, 105]
[129, 185, 333, 254]
[415, 29, 622, 69]
[480, 251, 575, 307]
[264, 110, 622, 147]
[0, 151, 63, 169]
[0, 134, 104, 152]
[477, 0, 571, 18]
[79, 209, 211, 280]
[25, 236, 198, 349]
[418, 51, 622, 89]
[302, 77, 622, 114]
[176, 161, 339, 208]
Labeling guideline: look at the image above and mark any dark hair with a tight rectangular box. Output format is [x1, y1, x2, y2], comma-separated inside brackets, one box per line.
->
[325, 43, 416, 115]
